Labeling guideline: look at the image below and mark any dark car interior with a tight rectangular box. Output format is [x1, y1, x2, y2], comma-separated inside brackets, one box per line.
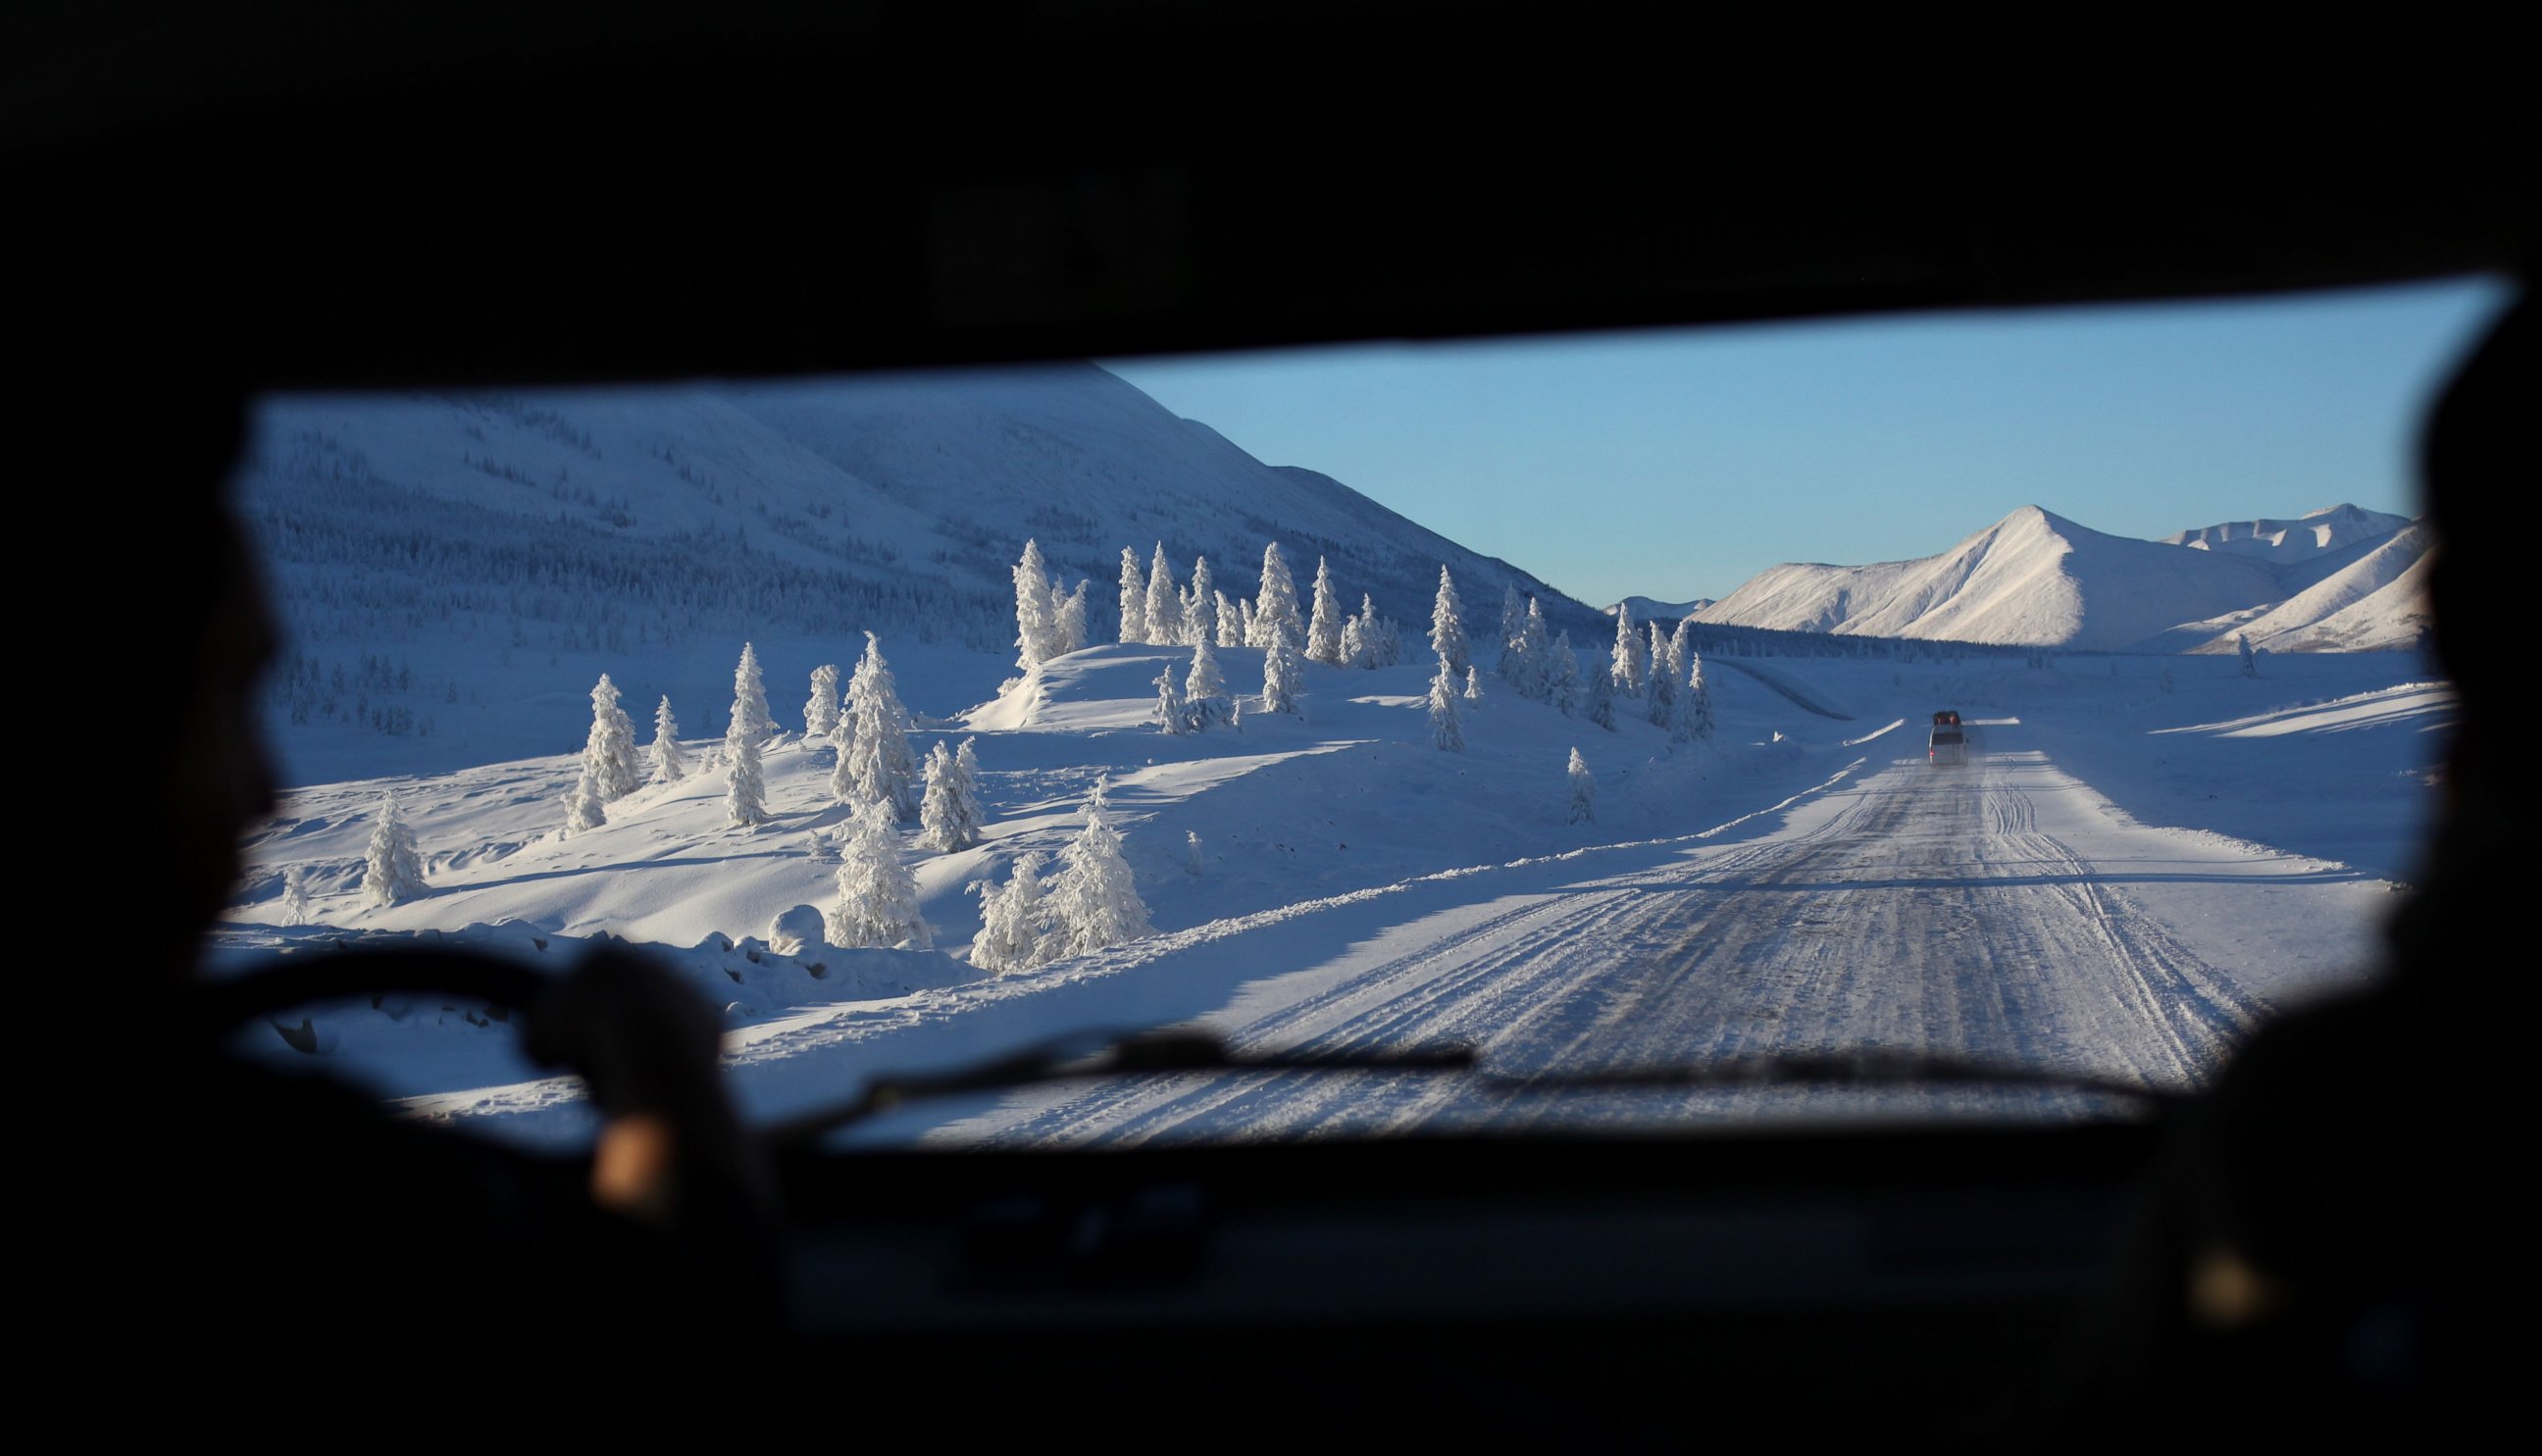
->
[18, 5, 2528, 1440]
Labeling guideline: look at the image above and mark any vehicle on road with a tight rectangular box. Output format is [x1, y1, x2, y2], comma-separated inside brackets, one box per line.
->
[1930, 718, 1968, 764]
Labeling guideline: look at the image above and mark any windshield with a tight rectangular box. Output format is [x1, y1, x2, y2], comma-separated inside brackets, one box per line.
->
[209, 277, 2506, 1148]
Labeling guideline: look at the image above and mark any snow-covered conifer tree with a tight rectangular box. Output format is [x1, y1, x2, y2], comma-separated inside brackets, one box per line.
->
[582, 674, 641, 801]
[1495, 585, 1526, 681]
[1186, 637, 1230, 729]
[969, 852, 1049, 974]
[919, 737, 987, 852]
[2238, 633, 2258, 678]
[1612, 602, 1647, 693]
[726, 643, 770, 826]
[362, 791, 428, 907]
[1665, 618, 1697, 694]
[1013, 539, 1059, 669]
[649, 696, 686, 782]
[1054, 579, 1090, 656]
[1213, 590, 1242, 648]
[1431, 566, 1471, 678]
[804, 663, 841, 740]
[1647, 648, 1679, 731]
[1682, 649, 1715, 742]
[1183, 556, 1217, 647]
[1118, 547, 1149, 644]
[1429, 657, 1465, 752]
[280, 864, 312, 926]
[830, 798, 930, 949]
[1184, 830, 1204, 877]
[1371, 609, 1404, 667]
[1550, 632, 1581, 717]
[1647, 621, 1668, 690]
[1153, 664, 1190, 734]
[842, 631, 920, 819]
[1260, 622, 1303, 715]
[1307, 556, 1346, 665]
[1044, 778, 1152, 956]
[563, 763, 607, 833]
[1567, 748, 1596, 824]
[1464, 665, 1484, 702]
[1508, 598, 1552, 701]
[1341, 603, 1373, 670]
[1585, 656, 1617, 730]
[1236, 598, 1256, 649]
[1144, 544, 1182, 647]
[1249, 542, 1302, 650]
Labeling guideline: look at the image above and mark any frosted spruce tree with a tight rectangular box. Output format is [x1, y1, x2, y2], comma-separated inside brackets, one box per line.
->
[1216, 591, 1244, 648]
[582, 674, 641, 801]
[1429, 656, 1465, 752]
[1495, 585, 1526, 681]
[841, 631, 920, 819]
[1508, 598, 1553, 702]
[1584, 654, 1618, 730]
[563, 762, 607, 834]
[1665, 618, 1698, 695]
[1184, 830, 1204, 877]
[1341, 601, 1374, 670]
[1261, 622, 1303, 715]
[1464, 665, 1484, 703]
[648, 696, 686, 782]
[1183, 556, 1217, 648]
[1044, 778, 1152, 957]
[1567, 747, 1597, 825]
[1250, 542, 1302, 650]
[1144, 544, 1182, 647]
[1306, 556, 1346, 666]
[362, 791, 428, 907]
[1431, 566, 1471, 678]
[1118, 546, 1149, 644]
[804, 663, 841, 740]
[726, 643, 770, 827]
[830, 798, 930, 950]
[1550, 633, 1582, 717]
[1612, 601, 1647, 693]
[1153, 664, 1191, 734]
[1013, 538, 1060, 670]
[1682, 649, 1715, 742]
[919, 736, 987, 852]
[1054, 579, 1090, 657]
[1646, 647, 1680, 732]
[1186, 636, 1231, 729]
[969, 851, 1049, 975]
[1647, 622, 1668, 693]
[280, 864, 312, 927]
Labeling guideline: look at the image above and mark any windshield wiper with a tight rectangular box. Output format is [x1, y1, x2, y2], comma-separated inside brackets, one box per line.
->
[764, 1028, 2175, 1151]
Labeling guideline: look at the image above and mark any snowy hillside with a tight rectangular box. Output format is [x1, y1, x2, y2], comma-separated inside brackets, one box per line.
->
[1699, 504, 2430, 654]
[1607, 595, 1716, 622]
[238, 365, 1583, 786]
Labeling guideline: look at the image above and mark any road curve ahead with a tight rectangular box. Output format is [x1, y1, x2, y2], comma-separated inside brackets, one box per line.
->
[937, 745, 2364, 1146]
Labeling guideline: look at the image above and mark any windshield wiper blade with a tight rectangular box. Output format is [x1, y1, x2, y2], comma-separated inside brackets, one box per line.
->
[1484, 1050, 2180, 1107]
[765, 1027, 1476, 1150]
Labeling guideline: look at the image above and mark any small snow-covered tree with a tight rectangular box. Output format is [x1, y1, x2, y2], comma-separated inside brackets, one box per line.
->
[1585, 655, 1618, 730]
[648, 696, 686, 782]
[1646, 648, 1680, 731]
[969, 851, 1050, 975]
[799, 663, 839, 740]
[1612, 602, 1647, 693]
[580, 674, 642, 802]
[1646, 622, 1668, 692]
[563, 763, 607, 834]
[1495, 586, 1526, 681]
[830, 798, 930, 949]
[842, 631, 920, 819]
[1235, 597, 1256, 650]
[1431, 566, 1471, 678]
[1153, 664, 1190, 734]
[362, 791, 427, 907]
[1463, 665, 1484, 703]
[1341, 600, 1375, 670]
[1186, 637, 1231, 729]
[1369, 603, 1404, 667]
[919, 737, 986, 852]
[1144, 544, 1182, 647]
[1184, 830, 1204, 877]
[1013, 539, 1061, 669]
[726, 643, 770, 826]
[1682, 648, 1714, 742]
[1044, 778, 1152, 956]
[1429, 657, 1465, 752]
[1306, 556, 1346, 666]
[1118, 547, 1149, 644]
[1550, 631, 1581, 716]
[1250, 542, 1302, 650]
[1507, 598, 1552, 701]
[279, 864, 312, 926]
[1567, 747, 1596, 824]
[1183, 556, 1217, 648]
[1665, 618, 1697, 693]
[1053, 579, 1090, 656]
[1260, 622, 1303, 715]
[2238, 633, 2258, 678]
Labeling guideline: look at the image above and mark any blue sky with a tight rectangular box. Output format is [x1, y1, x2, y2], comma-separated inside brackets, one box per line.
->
[1102, 276, 2510, 610]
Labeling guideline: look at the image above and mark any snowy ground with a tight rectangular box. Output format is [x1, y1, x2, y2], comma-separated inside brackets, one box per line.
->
[213, 642, 2444, 1148]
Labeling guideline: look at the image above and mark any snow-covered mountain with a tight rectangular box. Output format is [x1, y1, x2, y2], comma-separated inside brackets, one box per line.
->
[1606, 595, 1715, 622]
[239, 364, 1585, 783]
[1697, 504, 2428, 654]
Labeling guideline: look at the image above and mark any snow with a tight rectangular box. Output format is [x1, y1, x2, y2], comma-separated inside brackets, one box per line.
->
[216, 633, 2441, 1148]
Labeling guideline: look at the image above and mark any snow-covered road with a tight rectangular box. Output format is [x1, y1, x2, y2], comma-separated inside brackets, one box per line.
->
[925, 742, 2376, 1145]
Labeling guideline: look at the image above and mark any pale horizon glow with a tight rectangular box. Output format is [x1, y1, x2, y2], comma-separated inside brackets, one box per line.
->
[1101, 276, 2510, 610]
